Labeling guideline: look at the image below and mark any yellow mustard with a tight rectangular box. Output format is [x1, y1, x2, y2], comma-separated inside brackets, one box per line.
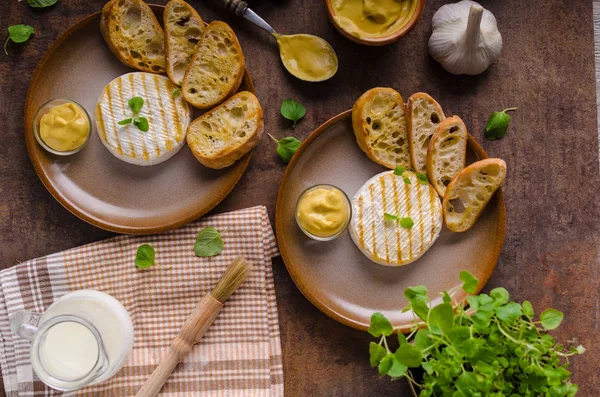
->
[276, 34, 338, 82]
[332, 0, 417, 39]
[297, 187, 349, 237]
[40, 103, 89, 152]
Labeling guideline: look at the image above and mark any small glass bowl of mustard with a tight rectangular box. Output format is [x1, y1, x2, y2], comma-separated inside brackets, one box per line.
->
[295, 184, 352, 241]
[324, 0, 425, 46]
[33, 98, 91, 156]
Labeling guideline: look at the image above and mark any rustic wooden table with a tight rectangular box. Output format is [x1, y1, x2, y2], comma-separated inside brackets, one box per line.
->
[1, 0, 599, 395]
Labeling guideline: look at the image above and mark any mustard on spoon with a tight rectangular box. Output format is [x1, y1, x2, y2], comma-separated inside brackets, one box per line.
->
[217, 0, 338, 82]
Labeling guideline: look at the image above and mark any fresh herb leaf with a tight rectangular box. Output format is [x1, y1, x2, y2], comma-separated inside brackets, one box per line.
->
[378, 354, 394, 375]
[540, 308, 564, 330]
[496, 302, 522, 323]
[416, 172, 429, 184]
[280, 98, 306, 128]
[522, 300, 534, 317]
[120, 97, 149, 131]
[428, 303, 453, 335]
[172, 89, 181, 98]
[193, 227, 224, 257]
[404, 286, 429, 321]
[399, 217, 413, 229]
[135, 244, 155, 269]
[268, 134, 301, 163]
[395, 343, 422, 368]
[485, 107, 517, 140]
[134, 116, 149, 132]
[394, 166, 405, 176]
[368, 312, 393, 337]
[414, 329, 432, 350]
[4, 25, 34, 55]
[384, 213, 399, 222]
[403, 177, 411, 185]
[128, 96, 144, 114]
[459, 270, 478, 294]
[490, 287, 510, 305]
[387, 356, 408, 377]
[27, 0, 57, 8]
[369, 342, 387, 367]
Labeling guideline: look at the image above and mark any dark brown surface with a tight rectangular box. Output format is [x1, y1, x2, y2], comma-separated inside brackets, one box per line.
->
[276, 111, 505, 331]
[0, 0, 598, 396]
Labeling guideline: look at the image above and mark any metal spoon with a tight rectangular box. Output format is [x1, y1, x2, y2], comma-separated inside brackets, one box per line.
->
[217, 0, 338, 82]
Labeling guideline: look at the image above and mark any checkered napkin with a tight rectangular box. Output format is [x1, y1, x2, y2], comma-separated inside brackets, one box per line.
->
[0, 206, 283, 397]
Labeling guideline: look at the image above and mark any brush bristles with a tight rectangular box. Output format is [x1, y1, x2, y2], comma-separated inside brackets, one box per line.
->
[211, 257, 252, 303]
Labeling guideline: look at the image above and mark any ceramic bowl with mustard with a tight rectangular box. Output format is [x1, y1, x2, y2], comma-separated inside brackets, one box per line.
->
[325, 0, 425, 45]
[33, 98, 91, 156]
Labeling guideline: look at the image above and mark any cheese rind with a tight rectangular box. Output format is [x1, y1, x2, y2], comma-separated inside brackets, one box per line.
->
[95, 72, 192, 166]
[349, 170, 443, 266]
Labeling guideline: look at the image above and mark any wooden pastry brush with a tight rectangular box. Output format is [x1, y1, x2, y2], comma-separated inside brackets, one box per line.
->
[135, 257, 252, 397]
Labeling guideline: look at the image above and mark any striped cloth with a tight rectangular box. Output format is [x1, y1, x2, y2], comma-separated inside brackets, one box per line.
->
[0, 206, 283, 397]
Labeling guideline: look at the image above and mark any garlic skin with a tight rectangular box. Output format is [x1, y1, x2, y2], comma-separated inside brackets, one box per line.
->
[429, 0, 502, 75]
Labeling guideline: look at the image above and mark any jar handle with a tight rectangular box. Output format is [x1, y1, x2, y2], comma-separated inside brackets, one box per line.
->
[9, 311, 42, 341]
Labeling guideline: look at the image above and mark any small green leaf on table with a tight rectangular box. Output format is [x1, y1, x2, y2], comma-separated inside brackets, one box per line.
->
[280, 98, 306, 128]
[194, 227, 224, 257]
[4, 25, 34, 55]
[485, 107, 517, 140]
[268, 134, 301, 163]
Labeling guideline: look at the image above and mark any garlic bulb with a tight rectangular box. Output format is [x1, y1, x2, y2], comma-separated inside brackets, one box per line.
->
[428, 0, 502, 75]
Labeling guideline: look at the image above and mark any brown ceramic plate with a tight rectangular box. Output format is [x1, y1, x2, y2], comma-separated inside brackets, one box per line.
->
[24, 6, 254, 234]
[276, 111, 506, 331]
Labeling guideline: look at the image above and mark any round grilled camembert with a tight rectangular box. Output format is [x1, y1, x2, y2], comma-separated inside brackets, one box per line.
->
[95, 72, 192, 166]
[349, 170, 443, 266]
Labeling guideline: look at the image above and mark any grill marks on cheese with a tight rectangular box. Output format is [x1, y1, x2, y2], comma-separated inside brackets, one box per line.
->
[350, 171, 443, 266]
[96, 72, 191, 165]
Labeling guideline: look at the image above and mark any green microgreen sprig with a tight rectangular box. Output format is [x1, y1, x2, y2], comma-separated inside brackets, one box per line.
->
[119, 96, 149, 132]
[368, 271, 584, 397]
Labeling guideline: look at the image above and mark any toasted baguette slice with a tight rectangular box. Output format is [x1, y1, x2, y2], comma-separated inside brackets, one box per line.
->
[443, 159, 507, 232]
[164, 0, 204, 85]
[427, 115, 468, 197]
[351, 87, 411, 169]
[187, 91, 263, 169]
[407, 93, 445, 173]
[100, 0, 166, 73]
[182, 21, 245, 109]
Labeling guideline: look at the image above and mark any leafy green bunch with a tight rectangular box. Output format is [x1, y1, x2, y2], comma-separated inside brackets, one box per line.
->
[368, 271, 584, 397]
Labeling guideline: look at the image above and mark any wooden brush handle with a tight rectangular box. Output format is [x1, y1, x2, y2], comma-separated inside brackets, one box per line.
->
[135, 294, 223, 397]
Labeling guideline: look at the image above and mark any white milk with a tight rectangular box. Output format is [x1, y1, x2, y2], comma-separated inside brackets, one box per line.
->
[40, 321, 99, 381]
[37, 290, 134, 384]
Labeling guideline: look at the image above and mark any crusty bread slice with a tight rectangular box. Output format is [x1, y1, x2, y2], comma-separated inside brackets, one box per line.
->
[100, 0, 166, 73]
[351, 87, 411, 169]
[164, 0, 204, 85]
[187, 91, 263, 169]
[407, 92, 445, 173]
[182, 21, 245, 109]
[443, 158, 507, 232]
[427, 115, 468, 197]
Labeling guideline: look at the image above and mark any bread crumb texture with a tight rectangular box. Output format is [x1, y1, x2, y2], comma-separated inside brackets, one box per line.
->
[354, 88, 411, 169]
[409, 94, 444, 173]
[444, 159, 506, 232]
[106, 0, 166, 73]
[182, 21, 244, 108]
[165, 0, 204, 84]
[428, 116, 467, 197]
[187, 91, 262, 168]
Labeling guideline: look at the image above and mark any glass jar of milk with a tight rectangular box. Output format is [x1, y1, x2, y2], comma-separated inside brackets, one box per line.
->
[9, 290, 134, 391]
